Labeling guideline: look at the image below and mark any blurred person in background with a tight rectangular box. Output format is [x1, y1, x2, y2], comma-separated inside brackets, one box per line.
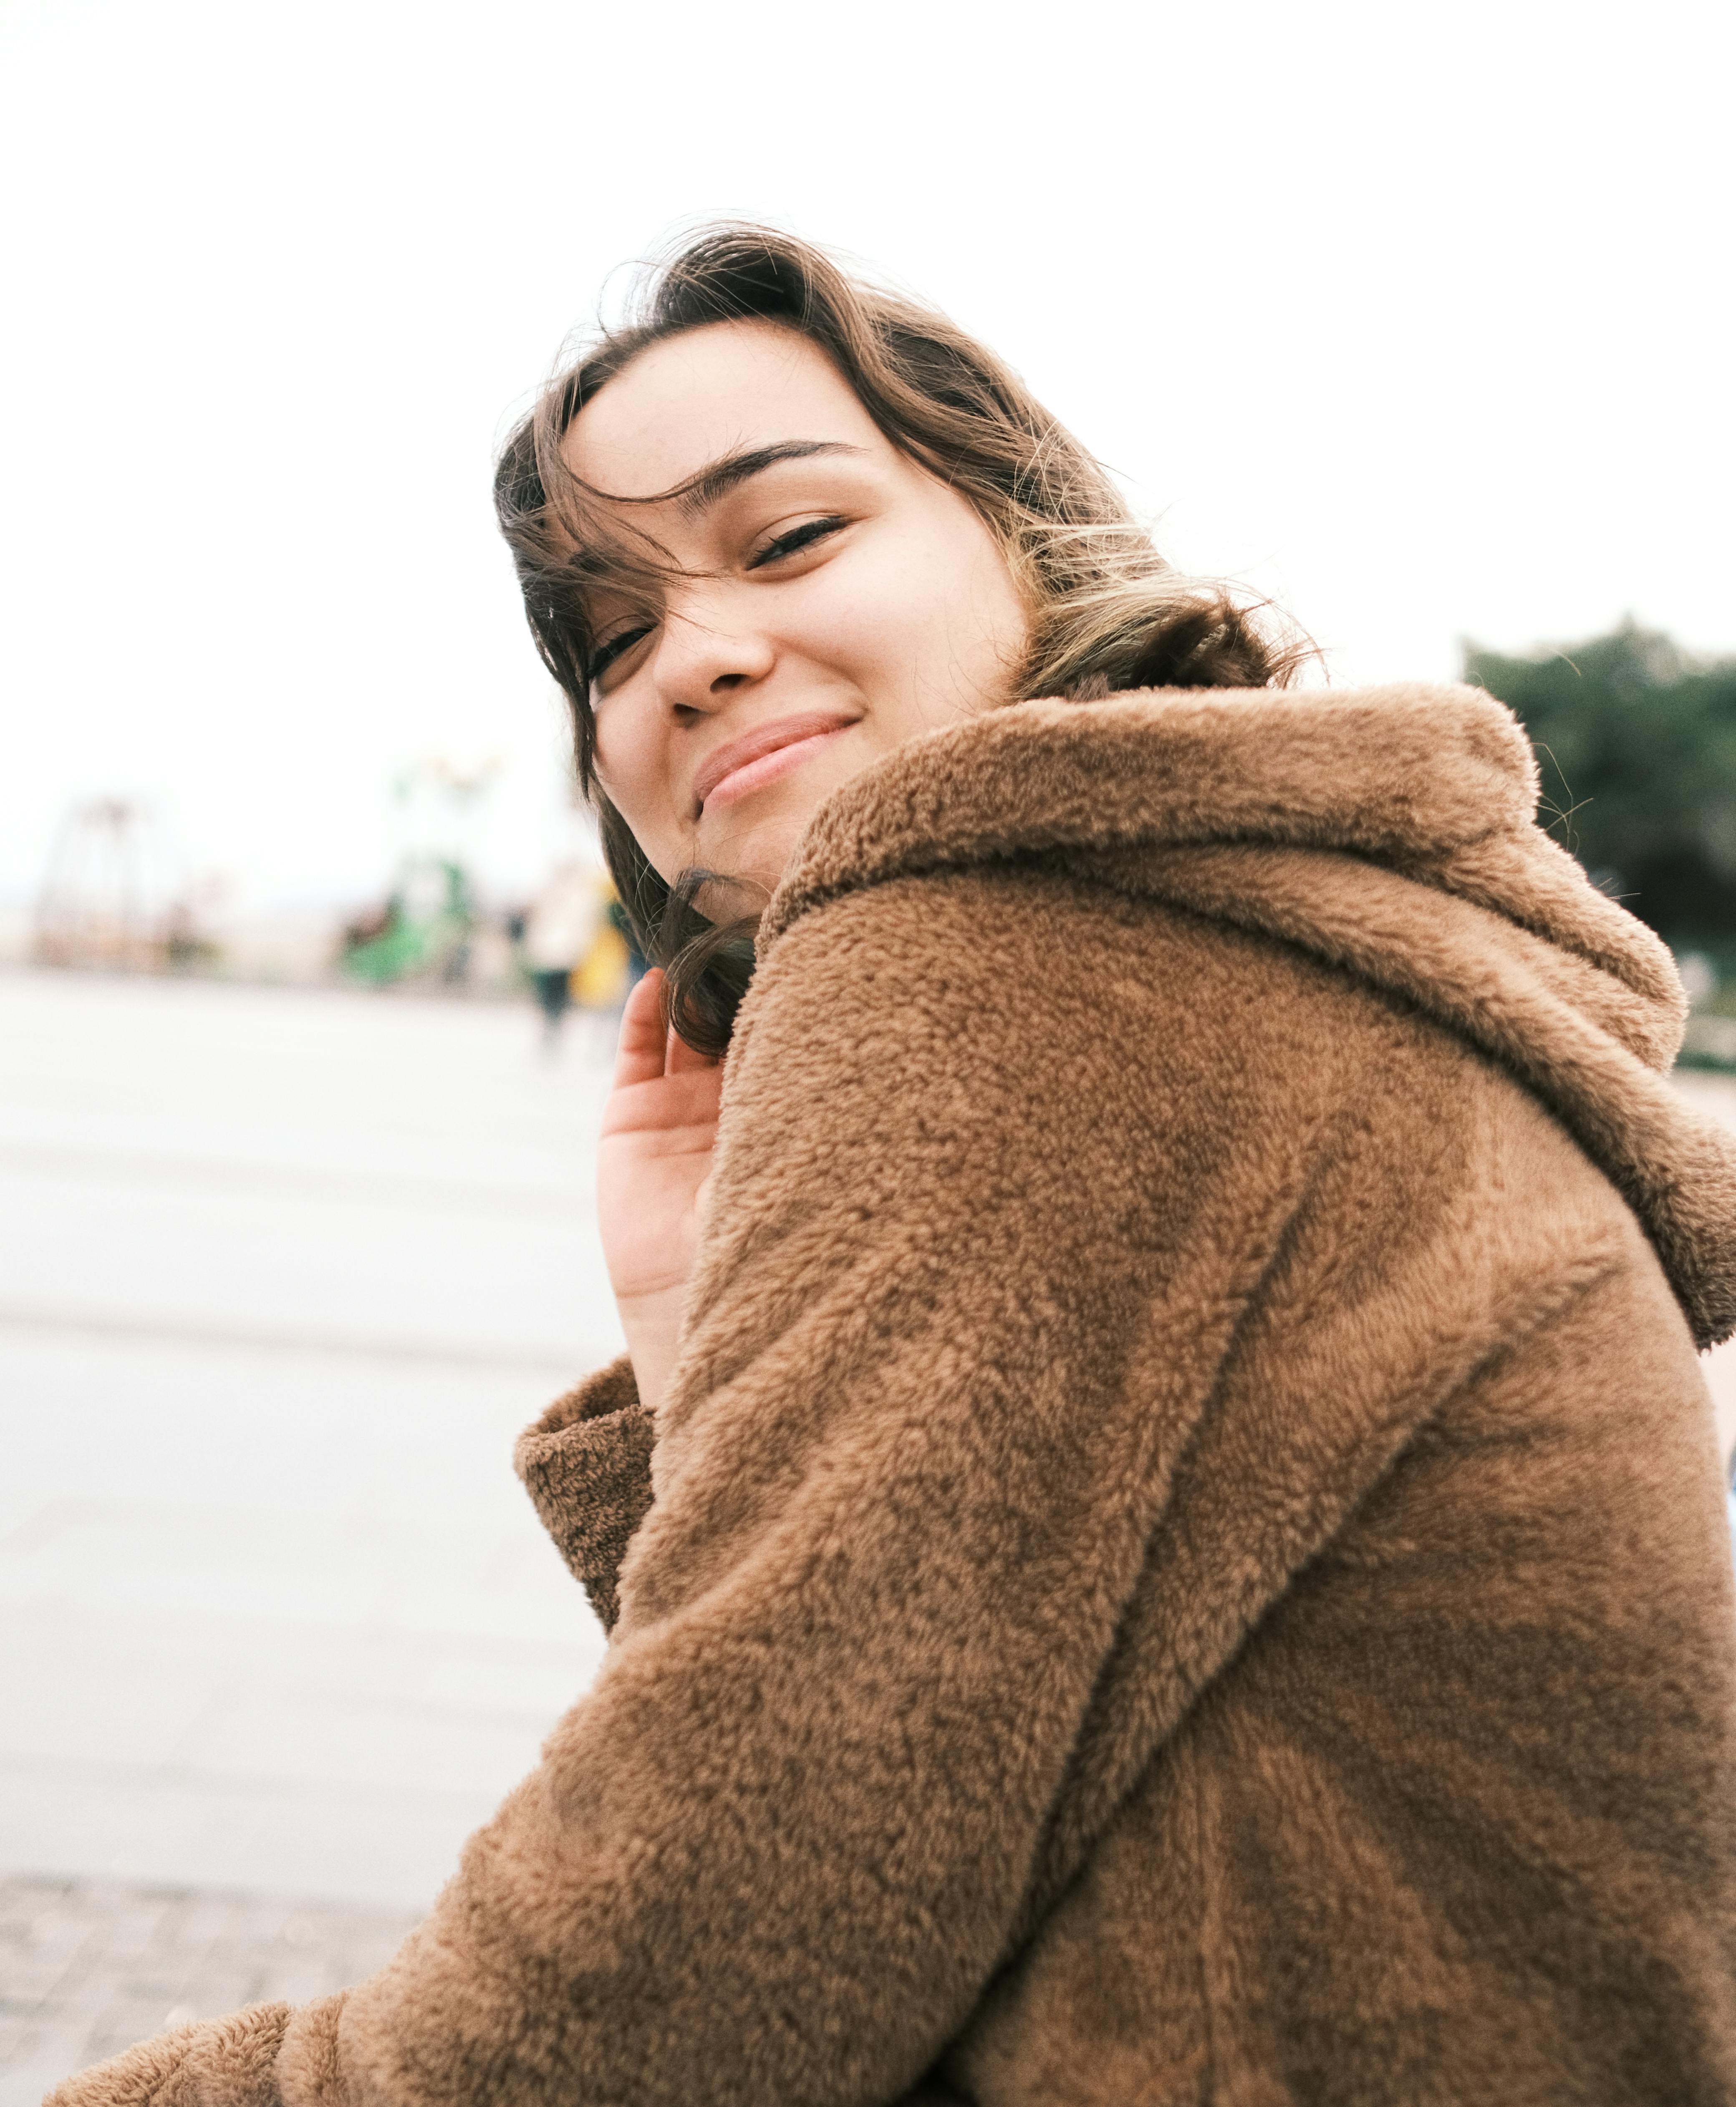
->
[517, 864, 647, 1043]
[56, 228, 1736, 2107]
[517, 858, 595, 1043]
[575, 882, 647, 1009]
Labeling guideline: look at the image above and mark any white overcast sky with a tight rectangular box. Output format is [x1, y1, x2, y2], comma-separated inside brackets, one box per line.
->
[1, 0, 1730, 911]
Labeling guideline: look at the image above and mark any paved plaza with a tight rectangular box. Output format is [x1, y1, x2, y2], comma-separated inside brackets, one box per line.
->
[3, 966, 1734, 2100]
[0, 970, 625, 2099]
[0, 1874, 418, 2106]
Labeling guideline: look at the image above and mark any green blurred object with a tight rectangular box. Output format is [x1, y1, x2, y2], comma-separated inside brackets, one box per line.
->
[341, 857, 475, 987]
[1466, 622, 1736, 961]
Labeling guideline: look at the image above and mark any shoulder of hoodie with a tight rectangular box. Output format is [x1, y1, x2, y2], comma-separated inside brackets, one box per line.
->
[713, 835, 1641, 1412]
[736, 680, 1544, 1112]
[726, 682, 1655, 1239]
[760, 680, 1546, 945]
[727, 794, 1528, 1227]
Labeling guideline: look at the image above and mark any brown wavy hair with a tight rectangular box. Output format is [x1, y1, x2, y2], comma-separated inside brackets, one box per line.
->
[495, 223, 1302, 1053]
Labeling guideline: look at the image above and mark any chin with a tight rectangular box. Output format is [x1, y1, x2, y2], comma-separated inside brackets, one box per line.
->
[704, 807, 826, 908]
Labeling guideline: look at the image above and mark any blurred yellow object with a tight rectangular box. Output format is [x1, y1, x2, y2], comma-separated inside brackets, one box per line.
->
[573, 918, 630, 1009]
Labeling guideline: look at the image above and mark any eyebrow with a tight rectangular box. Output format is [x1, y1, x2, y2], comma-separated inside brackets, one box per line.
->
[670, 439, 863, 520]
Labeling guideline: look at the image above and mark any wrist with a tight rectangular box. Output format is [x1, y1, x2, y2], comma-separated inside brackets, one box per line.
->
[614, 1284, 688, 1417]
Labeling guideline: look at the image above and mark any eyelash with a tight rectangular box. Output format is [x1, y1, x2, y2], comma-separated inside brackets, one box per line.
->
[589, 515, 849, 684]
[744, 513, 847, 571]
[589, 625, 651, 681]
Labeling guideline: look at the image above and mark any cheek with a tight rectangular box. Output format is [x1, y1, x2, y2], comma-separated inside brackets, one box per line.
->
[593, 708, 681, 865]
[792, 528, 1011, 682]
[785, 548, 918, 672]
[590, 714, 636, 809]
[592, 690, 666, 802]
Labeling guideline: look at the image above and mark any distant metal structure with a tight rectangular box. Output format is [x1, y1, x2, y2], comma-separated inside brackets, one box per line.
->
[34, 798, 211, 971]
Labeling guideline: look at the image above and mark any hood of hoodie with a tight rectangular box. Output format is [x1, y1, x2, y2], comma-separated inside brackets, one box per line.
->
[763, 682, 1736, 1349]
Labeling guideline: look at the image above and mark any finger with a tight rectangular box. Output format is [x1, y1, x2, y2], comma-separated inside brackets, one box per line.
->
[612, 970, 670, 1088]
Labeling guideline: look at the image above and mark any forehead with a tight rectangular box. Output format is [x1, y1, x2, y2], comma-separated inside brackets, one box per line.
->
[561, 321, 885, 500]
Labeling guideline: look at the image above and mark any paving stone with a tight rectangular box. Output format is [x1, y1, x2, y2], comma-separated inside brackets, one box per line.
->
[0, 1873, 419, 2101]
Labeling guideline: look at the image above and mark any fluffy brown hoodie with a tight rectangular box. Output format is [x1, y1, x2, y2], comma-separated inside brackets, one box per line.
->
[49, 684, 1736, 2106]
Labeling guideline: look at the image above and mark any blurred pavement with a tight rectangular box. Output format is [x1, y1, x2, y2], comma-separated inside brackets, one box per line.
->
[0, 970, 622, 1920]
[0, 1874, 419, 2106]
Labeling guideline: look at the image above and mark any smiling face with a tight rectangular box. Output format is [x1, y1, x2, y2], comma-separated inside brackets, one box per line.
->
[561, 321, 1030, 913]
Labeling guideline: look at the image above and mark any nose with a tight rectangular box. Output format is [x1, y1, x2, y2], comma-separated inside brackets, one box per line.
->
[648, 589, 775, 716]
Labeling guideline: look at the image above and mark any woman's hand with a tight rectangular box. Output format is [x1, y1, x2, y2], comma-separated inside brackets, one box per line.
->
[596, 969, 723, 1415]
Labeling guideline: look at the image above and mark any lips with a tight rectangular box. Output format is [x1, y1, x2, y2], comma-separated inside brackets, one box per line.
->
[691, 709, 860, 814]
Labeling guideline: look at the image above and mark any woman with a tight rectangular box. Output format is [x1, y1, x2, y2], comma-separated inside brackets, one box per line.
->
[54, 229, 1736, 2105]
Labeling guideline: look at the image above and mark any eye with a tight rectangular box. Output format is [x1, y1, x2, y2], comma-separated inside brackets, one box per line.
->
[744, 513, 848, 572]
[589, 623, 654, 685]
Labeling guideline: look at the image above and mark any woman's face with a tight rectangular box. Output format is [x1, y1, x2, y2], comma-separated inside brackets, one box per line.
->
[562, 321, 1030, 910]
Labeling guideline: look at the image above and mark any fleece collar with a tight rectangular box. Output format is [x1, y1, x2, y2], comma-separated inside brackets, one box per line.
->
[765, 684, 1736, 1346]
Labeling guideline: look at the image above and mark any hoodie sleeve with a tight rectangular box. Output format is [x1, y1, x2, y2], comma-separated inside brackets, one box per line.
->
[513, 1357, 653, 1634]
[48, 868, 1362, 2107]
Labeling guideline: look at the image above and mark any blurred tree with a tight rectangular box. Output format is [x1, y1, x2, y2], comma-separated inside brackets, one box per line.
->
[1465, 621, 1736, 952]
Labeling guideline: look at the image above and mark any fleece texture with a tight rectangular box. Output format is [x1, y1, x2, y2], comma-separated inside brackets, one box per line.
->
[50, 683, 1736, 2106]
